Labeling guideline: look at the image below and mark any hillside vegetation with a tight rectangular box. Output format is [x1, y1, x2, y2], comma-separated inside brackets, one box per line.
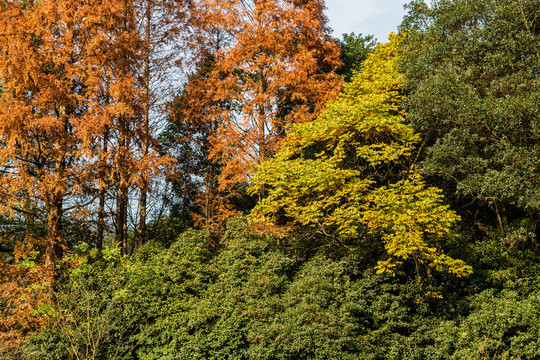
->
[1, 0, 539, 358]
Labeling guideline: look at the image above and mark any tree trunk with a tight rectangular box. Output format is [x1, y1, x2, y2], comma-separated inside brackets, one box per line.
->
[138, 0, 151, 248]
[205, 162, 215, 224]
[257, 71, 267, 200]
[45, 106, 67, 281]
[122, 190, 128, 254]
[115, 184, 129, 255]
[115, 126, 129, 255]
[97, 190, 106, 252]
[97, 130, 109, 253]
[115, 184, 124, 252]
[493, 201, 508, 234]
[45, 195, 63, 284]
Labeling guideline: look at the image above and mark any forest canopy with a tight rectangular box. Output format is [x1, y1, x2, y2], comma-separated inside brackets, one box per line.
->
[1, 0, 539, 358]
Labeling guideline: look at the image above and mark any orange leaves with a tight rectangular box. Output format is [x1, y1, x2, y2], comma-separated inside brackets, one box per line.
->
[199, 0, 342, 174]
[0, 0, 151, 344]
[169, 0, 342, 233]
[0, 245, 55, 350]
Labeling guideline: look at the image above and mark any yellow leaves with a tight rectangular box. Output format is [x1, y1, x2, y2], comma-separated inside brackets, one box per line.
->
[425, 291, 444, 300]
[375, 259, 399, 276]
[361, 173, 472, 276]
[250, 34, 471, 277]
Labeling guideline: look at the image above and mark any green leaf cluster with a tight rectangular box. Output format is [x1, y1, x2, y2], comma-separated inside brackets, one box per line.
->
[401, 0, 540, 235]
[23, 219, 540, 359]
[335, 32, 377, 82]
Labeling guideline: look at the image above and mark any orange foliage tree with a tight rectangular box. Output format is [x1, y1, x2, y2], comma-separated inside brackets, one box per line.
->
[108, 0, 145, 255]
[0, 0, 144, 346]
[184, 0, 342, 230]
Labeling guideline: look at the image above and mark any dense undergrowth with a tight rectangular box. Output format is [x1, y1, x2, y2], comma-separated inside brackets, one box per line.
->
[7, 218, 536, 359]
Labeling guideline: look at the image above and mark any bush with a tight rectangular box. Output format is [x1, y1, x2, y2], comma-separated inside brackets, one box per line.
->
[23, 218, 540, 359]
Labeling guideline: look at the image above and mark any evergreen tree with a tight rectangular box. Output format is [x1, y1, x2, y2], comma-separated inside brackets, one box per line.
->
[400, 0, 540, 242]
[336, 32, 377, 82]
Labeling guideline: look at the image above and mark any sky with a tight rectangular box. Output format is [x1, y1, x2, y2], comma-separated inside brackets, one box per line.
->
[324, 0, 412, 42]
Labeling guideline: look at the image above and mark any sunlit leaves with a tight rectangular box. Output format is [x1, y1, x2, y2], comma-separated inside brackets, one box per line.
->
[251, 34, 471, 277]
[195, 0, 343, 188]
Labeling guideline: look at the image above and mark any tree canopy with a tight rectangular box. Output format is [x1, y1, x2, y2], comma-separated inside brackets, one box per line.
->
[335, 32, 377, 82]
[1, 0, 540, 358]
[400, 0, 540, 238]
[250, 35, 471, 277]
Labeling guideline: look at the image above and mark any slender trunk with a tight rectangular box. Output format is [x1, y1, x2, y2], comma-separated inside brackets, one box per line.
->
[205, 162, 214, 224]
[45, 200, 63, 265]
[258, 75, 266, 165]
[259, 113, 265, 164]
[115, 128, 128, 254]
[138, 0, 151, 248]
[22, 190, 34, 238]
[45, 194, 63, 285]
[122, 190, 128, 254]
[97, 190, 106, 252]
[493, 201, 507, 234]
[98, 72, 111, 252]
[257, 72, 267, 200]
[115, 183, 124, 252]
[97, 130, 109, 252]
[139, 185, 147, 247]
[46, 106, 67, 282]
[114, 0, 133, 255]
[115, 184, 128, 255]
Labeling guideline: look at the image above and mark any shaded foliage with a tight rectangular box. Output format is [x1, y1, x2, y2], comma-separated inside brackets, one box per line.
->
[336, 32, 377, 82]
[21, 219, 540, 359]
[400, 0, 540, 241]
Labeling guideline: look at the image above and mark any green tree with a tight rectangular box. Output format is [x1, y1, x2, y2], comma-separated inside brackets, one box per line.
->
[23, 245, 140, 360]
[336, 32, 377, 82]
[250, 35, 471, 277]
[25, 218, 540, 359]
[400, 0, 540, 240]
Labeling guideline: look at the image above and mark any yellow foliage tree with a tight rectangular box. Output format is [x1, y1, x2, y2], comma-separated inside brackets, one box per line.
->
[250, 34, 472, 277]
